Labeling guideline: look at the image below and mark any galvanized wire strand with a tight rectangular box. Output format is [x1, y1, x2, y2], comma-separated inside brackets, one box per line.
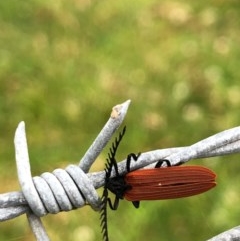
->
[206, 225, 240, 241]
[2, 124, 240, 216]
[26, 211, 50, 241]
[166, 126, 240, 166]
[1, 100, 240, 241]
[79, 99, 131, 172]
[14, 121, 48, 217]
[2, 124, 240, 217]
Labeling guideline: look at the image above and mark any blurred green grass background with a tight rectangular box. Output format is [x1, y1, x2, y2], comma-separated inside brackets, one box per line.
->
[1, 0, 240, 240]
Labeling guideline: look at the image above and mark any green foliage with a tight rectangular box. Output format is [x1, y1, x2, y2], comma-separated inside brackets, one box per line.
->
[1, 0, 240, 240]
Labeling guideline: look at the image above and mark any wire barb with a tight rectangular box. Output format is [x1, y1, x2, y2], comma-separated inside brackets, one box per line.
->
[79, 100, 131, 172]
[100, 126, 126, 241]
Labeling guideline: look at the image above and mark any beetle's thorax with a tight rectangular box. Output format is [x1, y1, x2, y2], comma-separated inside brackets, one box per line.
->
[106, 176, 131, 199]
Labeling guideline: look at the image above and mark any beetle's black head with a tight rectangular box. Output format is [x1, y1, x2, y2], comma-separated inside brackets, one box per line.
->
[106, 175, 131, 200]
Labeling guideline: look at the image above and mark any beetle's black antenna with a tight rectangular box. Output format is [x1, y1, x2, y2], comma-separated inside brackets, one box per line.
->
[100, 126, 126, 241]
[100, 184, 109, 241]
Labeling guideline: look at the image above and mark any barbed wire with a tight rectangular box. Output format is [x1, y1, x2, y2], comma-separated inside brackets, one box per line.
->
[0, 99, 240, 241]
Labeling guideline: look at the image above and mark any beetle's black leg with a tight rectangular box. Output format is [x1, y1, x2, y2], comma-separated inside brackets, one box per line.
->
[155, 159, 171, 168]
[174, 161, 184, 166]
[112, 156, 119, 177]
[155, 159, 184, 168]
[107, 197, 119, 210]
[126, 152, 141, 172]
[125, 153, 141, 208]
[132, 201, 140, 208]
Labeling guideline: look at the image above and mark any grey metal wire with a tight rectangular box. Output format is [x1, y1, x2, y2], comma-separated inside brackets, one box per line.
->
[0, 100, 131, 240]
[79, 100, 131, 172]
[26, 211, 50, 241]
[1, 99, 240, 241]
[207, 226, 240, 241]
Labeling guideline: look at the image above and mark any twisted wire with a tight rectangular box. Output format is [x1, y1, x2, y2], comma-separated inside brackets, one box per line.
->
[30, 165, 101, 216]
[2, 124, 240, 220]
[14, 122, 101, 218]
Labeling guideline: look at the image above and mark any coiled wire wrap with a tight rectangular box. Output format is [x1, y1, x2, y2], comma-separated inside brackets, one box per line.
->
[32, 165, 101, 214]
[14, 122, 101, 218]
[0, 100, 131, 241]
